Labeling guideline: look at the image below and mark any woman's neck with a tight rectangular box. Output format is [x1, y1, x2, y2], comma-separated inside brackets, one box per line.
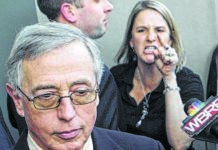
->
[136, 62, 162, 92]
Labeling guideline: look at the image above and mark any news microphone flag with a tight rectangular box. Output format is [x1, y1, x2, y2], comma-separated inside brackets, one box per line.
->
[181, 96, 218, 143]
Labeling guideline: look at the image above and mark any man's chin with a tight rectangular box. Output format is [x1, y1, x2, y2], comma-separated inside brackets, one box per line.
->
[47, 140, 84, 150]
[91, 32, 105, 39]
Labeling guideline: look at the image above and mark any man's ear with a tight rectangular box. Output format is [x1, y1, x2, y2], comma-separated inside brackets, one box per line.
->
[6, 84, 25, 117]
[60, 3, 77, 23]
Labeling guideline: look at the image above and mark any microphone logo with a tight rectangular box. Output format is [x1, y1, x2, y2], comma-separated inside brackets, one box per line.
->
[187, 100, 205, 117]
[181, 97, 218, 136]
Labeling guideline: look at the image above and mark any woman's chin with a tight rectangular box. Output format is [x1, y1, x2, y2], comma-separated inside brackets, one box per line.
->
[144, 58, 155, 64]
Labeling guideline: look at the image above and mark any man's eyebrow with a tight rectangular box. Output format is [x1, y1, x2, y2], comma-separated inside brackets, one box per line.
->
[31, 79, 93, 93]
[31, 85, 57, 94]
[69, 79, 93, 87]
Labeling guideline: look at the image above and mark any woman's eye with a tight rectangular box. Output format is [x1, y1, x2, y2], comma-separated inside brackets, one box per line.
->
[137, 29, 144, 33]
[156, 28, 165, 32]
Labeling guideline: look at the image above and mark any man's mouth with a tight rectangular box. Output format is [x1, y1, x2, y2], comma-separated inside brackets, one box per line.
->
[57, 129, 81, 140]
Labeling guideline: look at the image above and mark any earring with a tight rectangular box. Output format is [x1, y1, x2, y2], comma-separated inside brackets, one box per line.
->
[131, 46, 136, 53]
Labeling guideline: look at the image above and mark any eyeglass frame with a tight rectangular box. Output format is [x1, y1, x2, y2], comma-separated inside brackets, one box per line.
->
[16, 85, 100, 110]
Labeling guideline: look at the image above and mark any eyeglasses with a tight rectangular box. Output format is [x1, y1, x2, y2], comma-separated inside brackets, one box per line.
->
[16, 86, 100, 110]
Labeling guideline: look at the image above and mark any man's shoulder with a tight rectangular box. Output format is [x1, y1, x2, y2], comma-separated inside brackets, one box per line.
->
[95, 64, 120, 130]
[92, 127, 164, 150]
[110, 64, 129, 75]
[12, 129, 29, 150]
[99, 64, 117, 88]
[101, 64, 113, 78]
[93, 127, 158, 142]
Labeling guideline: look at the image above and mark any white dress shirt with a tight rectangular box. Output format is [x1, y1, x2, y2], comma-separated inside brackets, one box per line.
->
[27, 132, 93, 150]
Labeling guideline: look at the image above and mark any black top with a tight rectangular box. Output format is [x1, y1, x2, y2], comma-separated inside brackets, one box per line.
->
[7, 65, 121, 135]
[207, 45, 218, 98]
[110, 61, 204, 150]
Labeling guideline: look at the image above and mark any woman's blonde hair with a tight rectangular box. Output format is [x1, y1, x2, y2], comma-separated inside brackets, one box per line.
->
[115, 0, 185, 72]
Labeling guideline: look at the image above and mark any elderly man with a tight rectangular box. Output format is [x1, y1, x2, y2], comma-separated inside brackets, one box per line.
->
[6, 22, 164, 150]
[8, 0, 120, 135]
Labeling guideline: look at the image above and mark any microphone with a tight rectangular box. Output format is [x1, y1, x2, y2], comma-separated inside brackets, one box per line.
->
[181, 96, 218, 143]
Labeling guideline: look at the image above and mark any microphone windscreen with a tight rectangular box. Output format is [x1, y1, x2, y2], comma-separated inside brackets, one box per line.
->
[184, 98, 201, 115]
[181, 96, 218, 143]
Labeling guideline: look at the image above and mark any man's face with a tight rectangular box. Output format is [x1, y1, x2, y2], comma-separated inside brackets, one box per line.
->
[76, 0, 113, 39]
[19, 41, 98, 149]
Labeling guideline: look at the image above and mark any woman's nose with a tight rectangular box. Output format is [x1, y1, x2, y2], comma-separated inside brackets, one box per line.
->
[147, 31, 157, 42]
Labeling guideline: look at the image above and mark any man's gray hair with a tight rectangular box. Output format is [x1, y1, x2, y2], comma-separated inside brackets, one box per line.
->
[6, 22, 104, 89]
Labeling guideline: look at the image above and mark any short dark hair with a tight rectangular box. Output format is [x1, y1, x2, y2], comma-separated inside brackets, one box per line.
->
[37, 0, 82, 21]
[6, 22, 103, 89]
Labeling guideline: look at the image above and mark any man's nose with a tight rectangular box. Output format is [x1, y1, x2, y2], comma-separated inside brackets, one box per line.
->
[104, 0, 113, 13]
[57, 97, 76, 121]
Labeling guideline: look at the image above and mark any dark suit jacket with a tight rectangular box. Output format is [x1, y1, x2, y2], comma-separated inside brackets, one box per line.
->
[13, 127, 165, 150]
[0, 107, 14, 150]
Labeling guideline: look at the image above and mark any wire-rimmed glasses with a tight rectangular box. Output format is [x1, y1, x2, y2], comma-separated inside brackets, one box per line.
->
[16, 86, 100, 110]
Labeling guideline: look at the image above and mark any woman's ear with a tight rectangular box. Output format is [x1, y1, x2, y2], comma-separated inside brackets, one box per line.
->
[169, 39, 173, 46]
[169, 34, 173, 46]
[6, 84, 25, 117]
[60, 3, 77, 23]
[129, 39, 134, 48]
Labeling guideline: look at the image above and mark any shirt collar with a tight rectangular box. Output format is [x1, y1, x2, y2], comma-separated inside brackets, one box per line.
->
[27, 133, 43, 150]
[27, 132, 93, 150]
[83, 135, 93, 150]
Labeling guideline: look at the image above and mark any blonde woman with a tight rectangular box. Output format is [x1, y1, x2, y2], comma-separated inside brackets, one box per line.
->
[111, 0, 204, 149]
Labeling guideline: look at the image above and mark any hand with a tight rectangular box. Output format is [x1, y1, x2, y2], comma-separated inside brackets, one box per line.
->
[153, 35, 178, 77]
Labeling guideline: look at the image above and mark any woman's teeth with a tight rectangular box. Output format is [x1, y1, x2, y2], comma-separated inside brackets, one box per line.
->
[145, 46, 156, 51]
